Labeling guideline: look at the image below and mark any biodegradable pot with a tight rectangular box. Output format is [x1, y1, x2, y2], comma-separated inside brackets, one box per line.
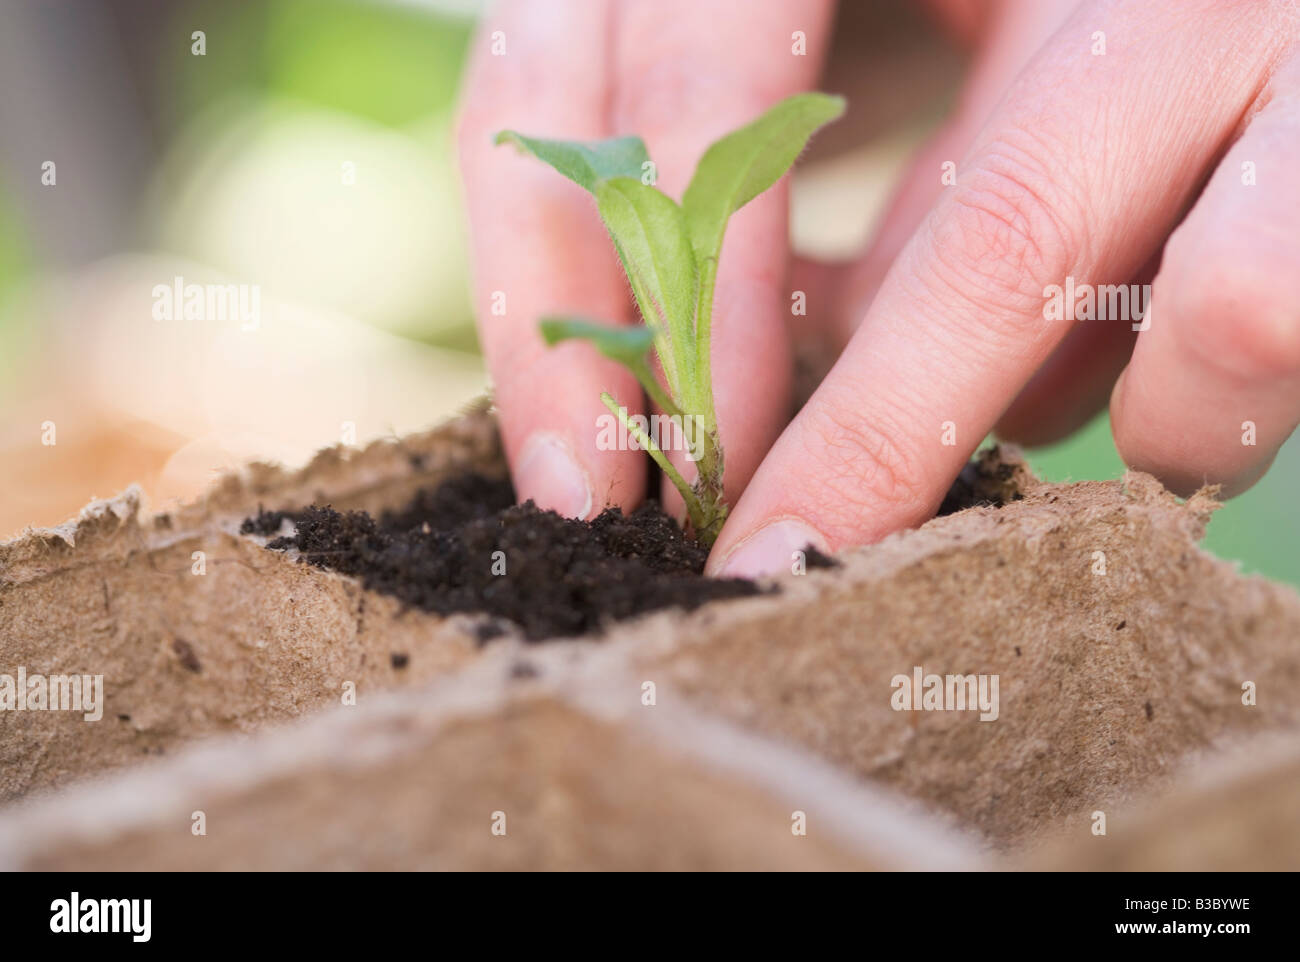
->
[2, 403, 1299, 869]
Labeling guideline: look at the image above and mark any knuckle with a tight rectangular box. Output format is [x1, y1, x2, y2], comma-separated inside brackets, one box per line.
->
[1162, 242, 1300, 380]
[926, 132, 1080, 340]
[796, 401, 931, 532]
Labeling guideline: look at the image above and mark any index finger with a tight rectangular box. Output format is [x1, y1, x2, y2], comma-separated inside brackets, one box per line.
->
[709, 0, 1291, 576]
[458, 0, 645, 518]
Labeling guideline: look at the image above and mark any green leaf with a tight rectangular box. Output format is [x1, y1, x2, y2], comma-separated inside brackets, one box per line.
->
[540, 317, 681, 418]
[679, 92, 844, 428]
[594, 177, 697, 399]
[539, 317, 654, 365]
[681, 92, 845, 265]
[493, 131, 649, 193]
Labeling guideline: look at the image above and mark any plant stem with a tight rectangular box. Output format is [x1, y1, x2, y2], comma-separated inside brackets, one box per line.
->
[691, 256, 718, 430]
[689, 432, 727, 544]
[600, 392, 711, 536]
[683, 254, 728, 544]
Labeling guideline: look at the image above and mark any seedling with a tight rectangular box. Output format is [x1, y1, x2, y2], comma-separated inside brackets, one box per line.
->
[496, 92, 844, 544]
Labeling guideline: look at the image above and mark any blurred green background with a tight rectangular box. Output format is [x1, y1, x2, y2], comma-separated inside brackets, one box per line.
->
[0, 0, 1294, 584]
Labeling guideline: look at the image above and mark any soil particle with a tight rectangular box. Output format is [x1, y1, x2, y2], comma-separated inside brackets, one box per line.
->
[245, 472, 765, 641]
[390, 652, 409, 670]
[938, 445, 1027, 514]
[802, 545, 840, 569]
[171, 638, 202, 673]
[473, 620, 510, 644]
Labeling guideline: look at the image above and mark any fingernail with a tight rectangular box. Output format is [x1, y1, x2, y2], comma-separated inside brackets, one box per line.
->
[516, 432, 593, 519]
[715, 519, 826, 579]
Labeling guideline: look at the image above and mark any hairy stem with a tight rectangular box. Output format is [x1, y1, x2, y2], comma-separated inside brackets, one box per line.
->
[689, 431, 727, 544]
[691, 256, 718, 429]
[601, 392, 712, 537]
[682, 255, 727, 543]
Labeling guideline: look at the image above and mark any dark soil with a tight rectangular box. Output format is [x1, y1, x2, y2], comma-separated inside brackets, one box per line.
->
[242, 447, 1014, 642]
[938, 445, 1026, 515]
[242, 473, 766, 641]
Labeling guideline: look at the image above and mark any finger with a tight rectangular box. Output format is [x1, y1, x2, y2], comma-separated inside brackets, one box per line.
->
[1111, 48, 1300, 498]
[709, 0, 1295, 577]
[834, 0, 1080, 349]
[995, 253, 1155, 445]
[830, 1, 1105, 444]
[458, 0, 645, 518]
[610, 0, 836, 511]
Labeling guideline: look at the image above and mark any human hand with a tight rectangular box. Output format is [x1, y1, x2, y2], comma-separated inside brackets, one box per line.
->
[710, 0, 1300, 575]
[458, 0, 834, 520]
[459, 1, 1300, 579]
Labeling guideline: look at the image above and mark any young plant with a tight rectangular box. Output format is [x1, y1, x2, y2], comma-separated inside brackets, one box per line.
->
[495, 92, 844, 544]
